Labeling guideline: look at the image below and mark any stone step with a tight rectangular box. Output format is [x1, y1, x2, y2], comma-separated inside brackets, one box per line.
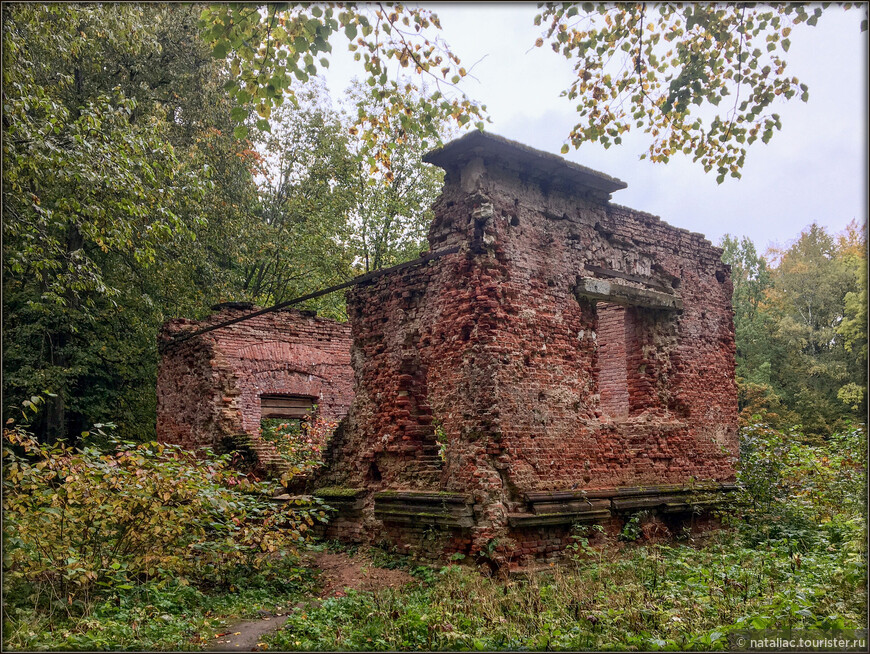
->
[415, 466, 443, 478]
[227, 435, 293, 476]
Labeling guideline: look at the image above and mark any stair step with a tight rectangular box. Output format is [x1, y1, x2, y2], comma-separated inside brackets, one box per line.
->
[227, 434, 293, 478]
[415, 467, 442, 476]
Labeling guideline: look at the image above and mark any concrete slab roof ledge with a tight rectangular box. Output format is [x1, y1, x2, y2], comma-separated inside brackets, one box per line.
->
[423, 131, 628, 197]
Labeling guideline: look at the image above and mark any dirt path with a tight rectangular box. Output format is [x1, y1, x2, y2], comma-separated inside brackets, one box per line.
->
[205, 550, 416, 651]
[209, 612, 293, 652]
[311, 550, 415, 598]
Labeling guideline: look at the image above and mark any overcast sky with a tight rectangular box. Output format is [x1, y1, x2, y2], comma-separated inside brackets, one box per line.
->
[324, 4, 868, 253]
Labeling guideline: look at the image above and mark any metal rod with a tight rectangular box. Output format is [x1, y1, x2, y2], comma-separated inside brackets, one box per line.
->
[160, 246, 461, 351]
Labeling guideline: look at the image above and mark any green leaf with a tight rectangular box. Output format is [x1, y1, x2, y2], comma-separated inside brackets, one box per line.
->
[233, 125, 249, 139]
[212, 42, 229, 59]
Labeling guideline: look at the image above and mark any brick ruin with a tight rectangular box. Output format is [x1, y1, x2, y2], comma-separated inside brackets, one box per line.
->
[157, 304, 353, 475]
[316, 132, 738, 565]
[157, 132, 739, 566]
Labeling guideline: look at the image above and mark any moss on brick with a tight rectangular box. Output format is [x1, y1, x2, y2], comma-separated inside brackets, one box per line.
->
[314, 486, 364, 498]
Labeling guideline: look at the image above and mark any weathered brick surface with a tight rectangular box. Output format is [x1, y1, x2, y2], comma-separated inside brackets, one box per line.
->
[597, 302, 629, 417]
[320, 133, 738, 562]
[157, 306, 353, 468]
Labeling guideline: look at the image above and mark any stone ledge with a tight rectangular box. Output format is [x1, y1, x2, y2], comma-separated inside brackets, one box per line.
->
[322, 484, 738, 535]
[374, 490, 474, 528]
[521, 482, 739, 524]
[575, 277, 684, 310]
[527, 497, 612, 516]
[314, 486, 367, 498]
[313, 487, 366, 512]
[508, 509, 612, 528]
[612, 493, 716, 511]
[526, 482, 737, 502]
[374, 490, 471, 505]
[610, 482, 739, 496]
[374, 508, 474, 529]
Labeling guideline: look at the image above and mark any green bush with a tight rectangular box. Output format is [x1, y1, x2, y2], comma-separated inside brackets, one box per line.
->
[2, 420, 327, 613]
[737, 422, 866, 547]
[260, 412, 337, 485]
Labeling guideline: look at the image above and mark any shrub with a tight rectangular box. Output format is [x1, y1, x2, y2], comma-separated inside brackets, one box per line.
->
[737, 422, 866, 547]
[2, 420, 327, 613]
[259, 410, 337, 486]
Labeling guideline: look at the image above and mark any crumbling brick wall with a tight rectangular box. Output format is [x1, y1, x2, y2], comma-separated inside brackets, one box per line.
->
[320, 132, 738, 563]
[157, 304, 353, 468]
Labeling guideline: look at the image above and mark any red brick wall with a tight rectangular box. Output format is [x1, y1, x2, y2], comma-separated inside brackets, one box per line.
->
[321, 141, 738, 561]
[157, 307, 353, 463]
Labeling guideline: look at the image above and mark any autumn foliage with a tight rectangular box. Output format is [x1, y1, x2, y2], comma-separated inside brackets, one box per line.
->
[2, 420, 326, 609]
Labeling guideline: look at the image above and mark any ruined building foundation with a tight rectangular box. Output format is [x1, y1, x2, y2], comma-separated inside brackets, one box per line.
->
[157, 304, 353, 475]
[158, 132, 739, 566]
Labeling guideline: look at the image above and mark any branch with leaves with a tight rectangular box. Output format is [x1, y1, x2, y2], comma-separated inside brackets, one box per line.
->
[199, 3, 487, 172]
[535, 2, 867, 183]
